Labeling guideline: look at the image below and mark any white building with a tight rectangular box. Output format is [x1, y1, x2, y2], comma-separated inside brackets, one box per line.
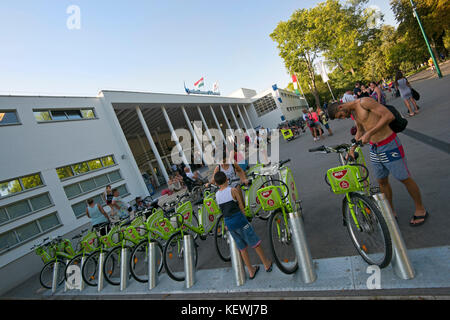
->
[0, 87, 306, 295]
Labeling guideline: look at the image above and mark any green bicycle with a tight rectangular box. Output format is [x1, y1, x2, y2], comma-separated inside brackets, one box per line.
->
[308, 140, 392, 268]
[81, 219, 129, 287]
[64, 223, 109, 284]
[128, 205, 182, 283]
[35, 235, 79, 289]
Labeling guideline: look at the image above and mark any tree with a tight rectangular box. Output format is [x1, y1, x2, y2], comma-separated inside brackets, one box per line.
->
[391, 0, 450, 58]
[270, 9, 323, 107]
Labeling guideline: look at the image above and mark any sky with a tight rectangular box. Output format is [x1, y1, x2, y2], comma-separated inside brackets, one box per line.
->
[0, 0, 398, 97]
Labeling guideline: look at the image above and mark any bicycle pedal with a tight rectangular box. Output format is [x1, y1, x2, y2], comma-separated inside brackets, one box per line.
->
[199, 235, 207, 241]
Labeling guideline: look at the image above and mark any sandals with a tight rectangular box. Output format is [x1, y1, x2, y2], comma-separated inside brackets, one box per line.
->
[407, 113, 415, 117]
[265, 262, 273, 273]
[410, 211, 429, 227]
[249, 266, 260, 280]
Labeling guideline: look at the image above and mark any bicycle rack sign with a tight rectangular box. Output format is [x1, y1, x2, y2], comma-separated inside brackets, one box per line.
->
[288, 211, 317, 284]
[183, 235, 196, 289]
[148, 242, 158, 290]
[373, 193, 415, 280]
[228, 231, 246, 287]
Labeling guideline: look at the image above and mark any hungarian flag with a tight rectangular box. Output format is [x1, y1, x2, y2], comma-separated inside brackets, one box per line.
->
[292, 74, 301, 96]
[194, 77, 205, 88]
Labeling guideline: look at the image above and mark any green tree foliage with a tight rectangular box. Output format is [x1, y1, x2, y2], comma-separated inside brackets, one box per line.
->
[391, 0, 450, 56]
[272, 0, 444, 106]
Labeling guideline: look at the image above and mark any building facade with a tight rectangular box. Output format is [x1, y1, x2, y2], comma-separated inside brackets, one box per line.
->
[0, 87, 306, 294]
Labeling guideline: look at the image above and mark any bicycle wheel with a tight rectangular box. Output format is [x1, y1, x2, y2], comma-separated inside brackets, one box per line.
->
[268, 209, 298, 274]
[64, 254, 83, 282]
[81, 250, 104, 287]
[257, 209, 273, 221]
[39, 260, 66, 289]
[103, 246, 130, 286]
[214, 215, 231, 262]
[344, 193, 392, 268]
[130, 240, 164, 283]
[163, 231, 198, 282]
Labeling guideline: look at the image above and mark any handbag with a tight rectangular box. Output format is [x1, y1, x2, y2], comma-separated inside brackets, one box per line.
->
[411, 88, 420, 101]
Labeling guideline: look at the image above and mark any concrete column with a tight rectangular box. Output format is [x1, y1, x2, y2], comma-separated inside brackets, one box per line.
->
[236, 105, 248, 130]
[135, 106, 169, 184]
[197, 106, 216, 148]
[154, 131, 172, 169]
[136, 134, 160, 187]
[229, 105, 240, 129]
[243, 104, 254, 128]
[220, 105, 232, 130]
[161, 106, 191, 169]
[182, 106, 206, 165]
[209, 105, 226, 142]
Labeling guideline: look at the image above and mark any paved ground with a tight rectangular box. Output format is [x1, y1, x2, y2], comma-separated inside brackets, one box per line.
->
[3, 62, 450, 299]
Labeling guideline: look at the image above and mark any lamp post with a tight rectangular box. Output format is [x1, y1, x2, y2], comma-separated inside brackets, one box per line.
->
[409, 0, 442, 78]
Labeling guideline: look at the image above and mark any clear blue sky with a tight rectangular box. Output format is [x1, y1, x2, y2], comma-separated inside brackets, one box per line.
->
[0, 0, 397, 96]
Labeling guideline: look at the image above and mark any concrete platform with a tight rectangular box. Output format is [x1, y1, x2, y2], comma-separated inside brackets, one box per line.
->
[44, 245, 450, 299]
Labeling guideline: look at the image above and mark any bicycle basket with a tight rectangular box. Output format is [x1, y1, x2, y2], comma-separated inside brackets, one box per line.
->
[81, 232, 98, 253]
[176, 201, 194, 226]
[256, 186, 284, 211]
[326, 165, 365, 194]
[203, 197, 221, 216]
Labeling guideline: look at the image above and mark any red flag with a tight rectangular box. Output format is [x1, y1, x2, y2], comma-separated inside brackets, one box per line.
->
[292, 74, 297, 83]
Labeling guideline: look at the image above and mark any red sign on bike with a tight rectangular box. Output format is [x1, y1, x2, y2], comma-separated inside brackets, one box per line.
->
[340, 180, 350, 189]
[267, 199, 275, 207]
[261, 190, 272, 198]
[184, 212, 190, 220]
[333, 170, 348, 180]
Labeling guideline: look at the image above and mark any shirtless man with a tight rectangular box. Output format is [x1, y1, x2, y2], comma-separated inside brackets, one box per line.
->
[327, 97, 429, 226]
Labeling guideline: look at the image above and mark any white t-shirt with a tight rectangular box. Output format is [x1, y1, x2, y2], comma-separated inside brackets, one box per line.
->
[342, 93, 356, 103]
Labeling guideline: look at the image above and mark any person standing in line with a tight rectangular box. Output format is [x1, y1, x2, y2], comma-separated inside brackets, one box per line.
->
[395, 71, 420, 117]
[86, 198, 111, 236]
[353, 82, 362, 99]
[302, 108, 318, 141]
[319, 110, 333, 136]
[342, 90, 356, 103]
[309, 108, 324, 141]
[369, 81, 386, 105]
[214, 171, 272, 279]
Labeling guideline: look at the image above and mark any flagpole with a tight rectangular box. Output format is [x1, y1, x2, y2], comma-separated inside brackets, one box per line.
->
[295, 74, 310, 108]
[326, 81, 336, 101]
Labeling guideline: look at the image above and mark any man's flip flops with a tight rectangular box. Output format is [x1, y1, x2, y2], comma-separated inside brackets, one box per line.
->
[410, 211, 429, 227]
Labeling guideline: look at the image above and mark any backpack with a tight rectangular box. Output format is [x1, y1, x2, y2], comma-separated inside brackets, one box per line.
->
[384, 104, 408, 133]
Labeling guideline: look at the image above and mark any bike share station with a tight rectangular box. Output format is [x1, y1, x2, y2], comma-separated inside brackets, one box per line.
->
[44, 156, 450, 298]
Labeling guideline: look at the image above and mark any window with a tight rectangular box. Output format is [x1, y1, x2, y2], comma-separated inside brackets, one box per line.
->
[63, 170, 123, 199]
[39, 214, 60, 232]
[15, 222, 40, 242]
[72, 162, 89, 175]
[72, 184, 129, 218]
[56, 166, 74, 180]
[0, 111, 20, 126]
[0, 212, 61, 253]
[81, 109, 95, 119]
[33, 111, 51, 122]
[101, 156, 115, 167]
[0, 192, 54, 226]
[0, 173, 44, 198]
[56, 155, 116, 181]
[34, 108, 96, 122]
[253, 94, 278, 117]
[21, 174, 43, 190]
